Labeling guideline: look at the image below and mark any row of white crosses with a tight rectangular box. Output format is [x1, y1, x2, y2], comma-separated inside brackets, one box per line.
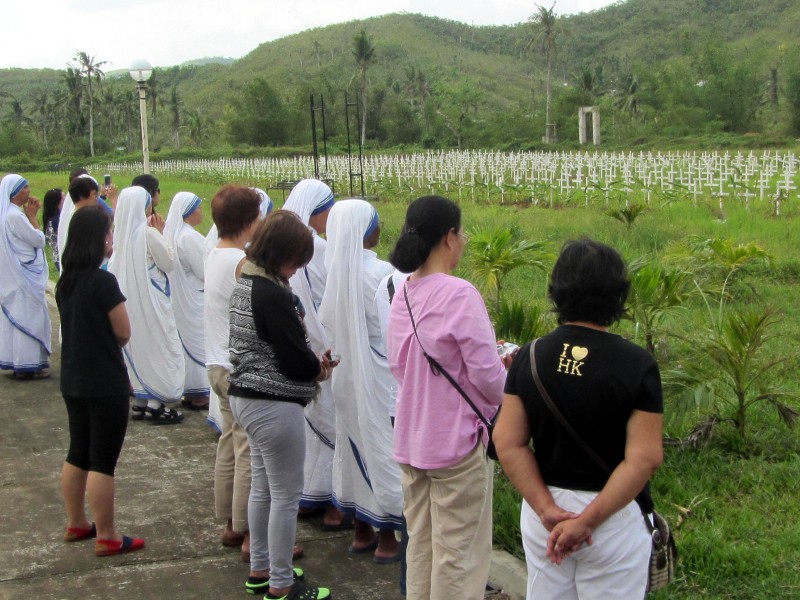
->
[101, 150, 798, 210]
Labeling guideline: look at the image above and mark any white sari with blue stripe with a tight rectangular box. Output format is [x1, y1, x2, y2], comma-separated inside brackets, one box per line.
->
[0, 175, 50, 372]
[108, 186, 184, 401]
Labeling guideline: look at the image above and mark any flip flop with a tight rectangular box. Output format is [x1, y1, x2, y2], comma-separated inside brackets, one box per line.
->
[348, 539, 378, 554]
[373, 552, 402, 564]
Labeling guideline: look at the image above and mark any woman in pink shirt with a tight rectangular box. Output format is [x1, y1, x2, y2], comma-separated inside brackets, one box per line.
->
[387, 195, 509, 600]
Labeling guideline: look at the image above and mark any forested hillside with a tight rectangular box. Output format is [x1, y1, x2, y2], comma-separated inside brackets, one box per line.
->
[2, 0, 800, 163]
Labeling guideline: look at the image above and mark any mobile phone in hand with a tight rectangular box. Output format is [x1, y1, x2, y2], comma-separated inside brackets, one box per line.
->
[104, 174, 112, 187]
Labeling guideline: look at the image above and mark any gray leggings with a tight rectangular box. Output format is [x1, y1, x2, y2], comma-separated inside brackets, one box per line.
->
[230, 396, 305, 588]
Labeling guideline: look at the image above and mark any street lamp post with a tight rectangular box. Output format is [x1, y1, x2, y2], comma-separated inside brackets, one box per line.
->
[129, 59, 153, 174]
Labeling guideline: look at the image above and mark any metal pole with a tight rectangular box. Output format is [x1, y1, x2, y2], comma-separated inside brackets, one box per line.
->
[137, 82, 150, 174]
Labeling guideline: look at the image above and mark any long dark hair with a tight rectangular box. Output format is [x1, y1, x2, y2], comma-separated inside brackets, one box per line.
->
[55, 206, 112, 304]
[389, 195, 461, 273]
[42, 188, 62, 231]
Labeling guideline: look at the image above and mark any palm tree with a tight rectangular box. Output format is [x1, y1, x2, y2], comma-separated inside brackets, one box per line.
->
[169, 85, 182, 149]
[664, 308, 798, 440]
[528, 4, 559, 143]
[467, 224, 552, 312]
[72, 51, 107, 156]
[613, 73, 641, 116]
[352, 29, 375, 147]
[626, 261, 696, 355]
[62, 66, 85, 137]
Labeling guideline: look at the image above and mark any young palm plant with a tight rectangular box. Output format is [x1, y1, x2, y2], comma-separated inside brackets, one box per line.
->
[626, 260, 696, 356]
[606, 203, 646, 230]
[664, 307, 798, 443]
[466, 224, 552, 312]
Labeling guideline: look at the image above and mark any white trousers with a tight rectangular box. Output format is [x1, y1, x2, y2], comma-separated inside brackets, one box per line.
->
[521, 487, 651, 600]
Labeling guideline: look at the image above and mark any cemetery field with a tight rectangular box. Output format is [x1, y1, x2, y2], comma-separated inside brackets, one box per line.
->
[24, 167, 800, 598]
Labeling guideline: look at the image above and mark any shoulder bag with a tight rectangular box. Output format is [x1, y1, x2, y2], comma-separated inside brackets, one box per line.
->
[403, 284, 499, 460]
[528, 339, 677, 592]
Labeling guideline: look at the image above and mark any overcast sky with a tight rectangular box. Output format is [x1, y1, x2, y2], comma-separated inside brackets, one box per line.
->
[3, 0, 618, 71]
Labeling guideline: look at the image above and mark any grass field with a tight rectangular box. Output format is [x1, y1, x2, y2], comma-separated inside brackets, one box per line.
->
[21, 170, 800, 599]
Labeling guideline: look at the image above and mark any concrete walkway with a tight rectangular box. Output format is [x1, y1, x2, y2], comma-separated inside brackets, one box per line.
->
[0, 290, 526, 600]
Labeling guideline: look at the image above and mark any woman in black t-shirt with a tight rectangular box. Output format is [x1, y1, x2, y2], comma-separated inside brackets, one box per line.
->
[494, 239, 663, 600]
[55, 206, 145, 558]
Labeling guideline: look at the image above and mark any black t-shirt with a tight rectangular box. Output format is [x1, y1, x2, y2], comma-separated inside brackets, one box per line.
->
[504, 324, 662, 494]
[57, 269, 130, 398]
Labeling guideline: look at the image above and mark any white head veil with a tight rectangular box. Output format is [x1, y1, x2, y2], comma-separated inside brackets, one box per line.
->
[108, 186, 184, 401]
[164, 191, 206, 367]
[283, 179, 335, 227]
[0, 174, 51, 354]
[319, 199, 402, 519]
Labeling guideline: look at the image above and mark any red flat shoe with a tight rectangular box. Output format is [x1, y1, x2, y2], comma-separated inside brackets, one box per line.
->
[64, 523, 97, 542]
[95, 535, 145, 557]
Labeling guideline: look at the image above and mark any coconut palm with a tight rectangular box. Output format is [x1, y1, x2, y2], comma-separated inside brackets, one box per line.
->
[72, 51, 107, 156]
[169, 85, 182, 150]
[528, 3, 559, 143]
[626, 261, 696, 355]
[352, 29, 375, 147]
[467, 224, 552, 312]
[664, 307, 797, 441]
[61, 66, 85, 137]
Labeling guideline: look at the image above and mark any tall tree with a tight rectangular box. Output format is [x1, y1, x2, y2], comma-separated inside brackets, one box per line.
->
[72, 51, 107, 156]
[62, 66, 85, 137]
[528, 3, 559, 143]
[352, 29, 375, 147]
[169, 85, 182, 149]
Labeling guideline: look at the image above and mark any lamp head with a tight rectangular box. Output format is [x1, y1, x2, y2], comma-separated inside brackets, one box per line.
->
[129, 59, 153, 83]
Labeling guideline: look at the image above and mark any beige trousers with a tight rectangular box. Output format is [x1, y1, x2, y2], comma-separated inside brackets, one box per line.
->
[401, 442, 493, 600]
[209, 365, 251, 532]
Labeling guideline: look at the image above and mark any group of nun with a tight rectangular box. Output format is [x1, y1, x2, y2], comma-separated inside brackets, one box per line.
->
[1, 171, 405, 562]
[282, 183, 404, 559]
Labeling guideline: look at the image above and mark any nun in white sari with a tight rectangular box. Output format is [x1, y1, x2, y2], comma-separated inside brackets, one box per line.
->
[164, 192, 209, 408]
[283, 179, 341, 517]
[0, 175, 51, 377]
[108, 186, 185, 423]
[319, 198, 403, 561]
[205, 188, 272, 431]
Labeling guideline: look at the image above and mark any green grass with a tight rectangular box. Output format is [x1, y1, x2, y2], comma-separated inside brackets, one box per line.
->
[19, 170, 800, 599]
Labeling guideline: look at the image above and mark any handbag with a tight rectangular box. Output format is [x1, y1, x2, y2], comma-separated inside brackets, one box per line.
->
[528, 340, 677, 592]
[403, 284, 499, 460]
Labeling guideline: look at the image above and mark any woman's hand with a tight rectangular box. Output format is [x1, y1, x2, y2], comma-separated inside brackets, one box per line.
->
[539, 504, 581, 532]
[546, 517, 594, 564]
[147, 212, 165, 233]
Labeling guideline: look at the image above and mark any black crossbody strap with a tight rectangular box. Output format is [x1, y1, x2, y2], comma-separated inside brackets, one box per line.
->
[403, 283, 491, 429]
[529, 339, 653, 523]
[529, 339, 611, 473]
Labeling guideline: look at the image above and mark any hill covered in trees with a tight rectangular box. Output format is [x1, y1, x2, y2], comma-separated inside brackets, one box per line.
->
[2, 0, 800, 162]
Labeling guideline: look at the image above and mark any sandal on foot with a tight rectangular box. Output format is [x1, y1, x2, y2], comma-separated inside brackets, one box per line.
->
[347, 539, 378, 554]
[245, 568, 304, 595]
[265, 580, 330, 600]
[131, 405, 146, 421]
[221, 531, 245, 547]
[144, 404, 184, 425]
[372, 552, 401, 564]
[64, 523, 96, 542]
[95, 535, 145, 557]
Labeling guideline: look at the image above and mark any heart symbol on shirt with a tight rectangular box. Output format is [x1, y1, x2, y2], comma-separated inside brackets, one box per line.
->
[571, 346, 588, 361]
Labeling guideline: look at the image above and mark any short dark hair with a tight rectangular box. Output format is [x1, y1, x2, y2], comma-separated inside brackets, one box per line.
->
[131, 174, 159, 196]
[389, 195, 461, 273]
[55, 206, 112, 303]
[548, 239, 630, 327]
[69, 167, 88, 183]
[68, 176, 98, 203]
[211, 185, 261, 238]
[246, 210, 313, 279]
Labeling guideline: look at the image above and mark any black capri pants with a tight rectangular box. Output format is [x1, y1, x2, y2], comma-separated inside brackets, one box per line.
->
[64, 394, 129, 477]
